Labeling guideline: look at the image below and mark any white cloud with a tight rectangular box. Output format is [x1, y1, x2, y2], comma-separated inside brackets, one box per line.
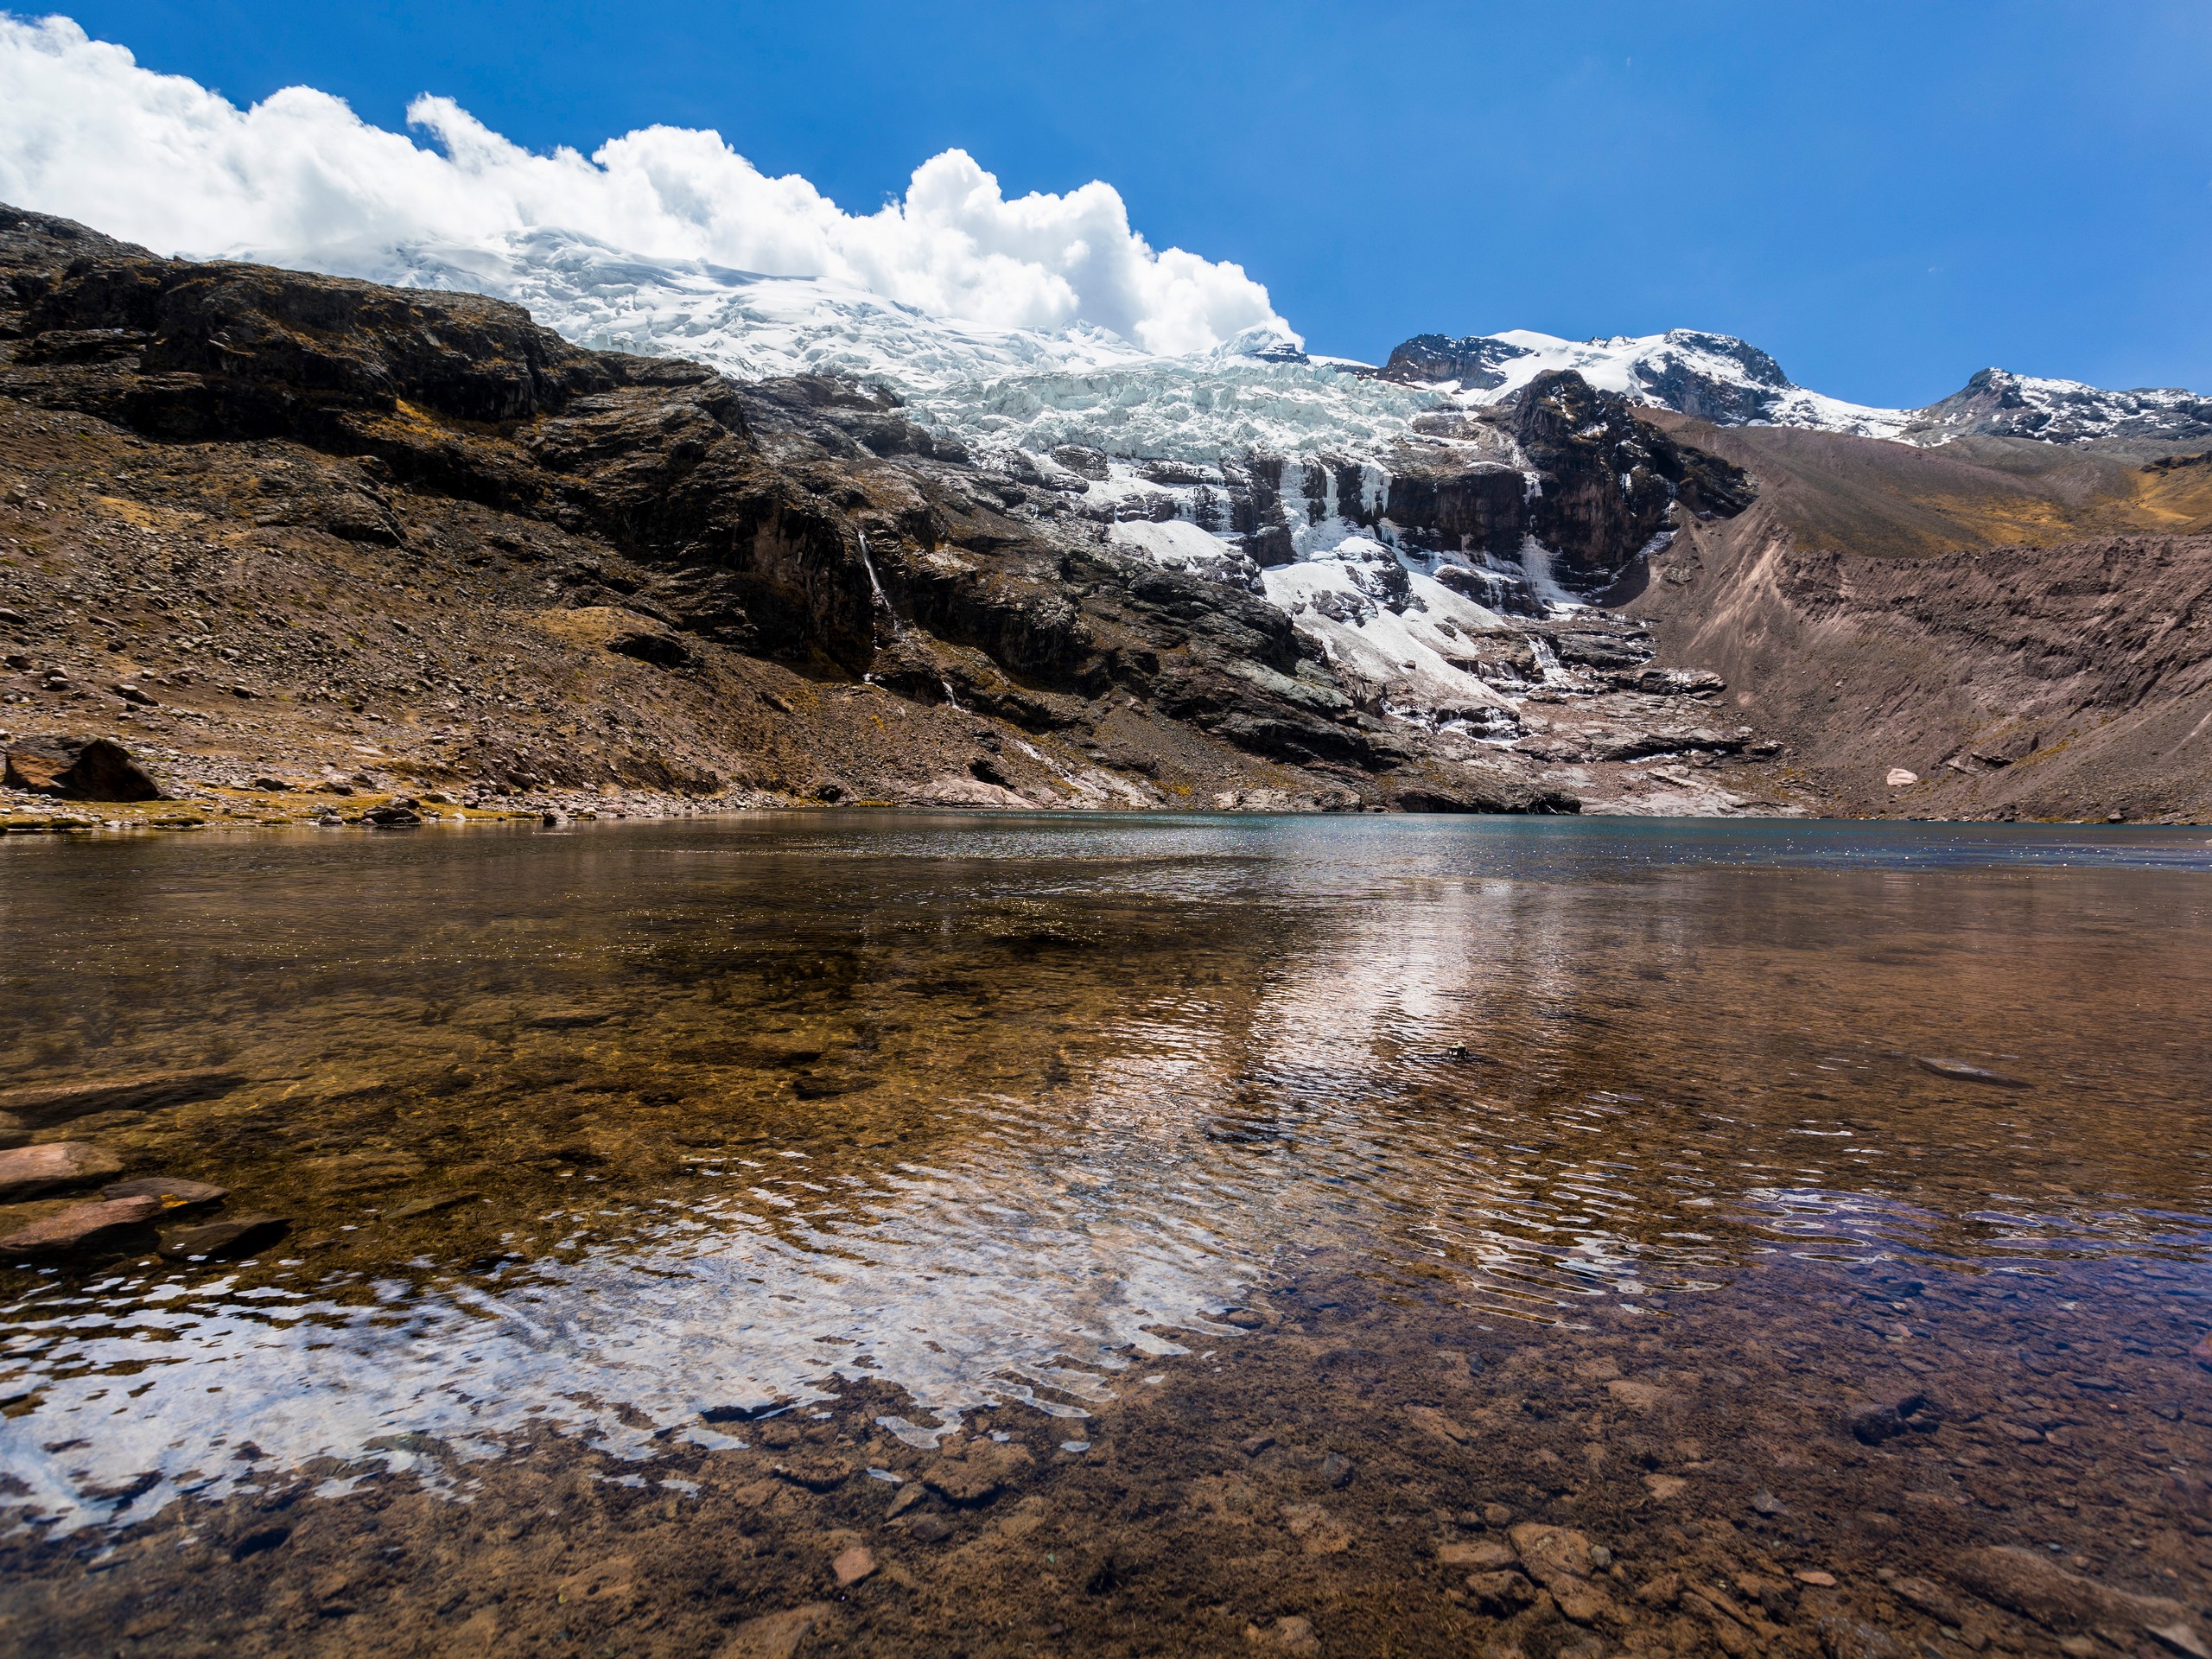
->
[0, 13, 1289, 355]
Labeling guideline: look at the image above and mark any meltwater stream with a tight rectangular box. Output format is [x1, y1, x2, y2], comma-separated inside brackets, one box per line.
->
[2, 814, 2210, 1654]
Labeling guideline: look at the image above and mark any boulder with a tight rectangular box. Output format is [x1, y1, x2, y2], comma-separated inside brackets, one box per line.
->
[162, 1213, 290, 1260]
[0, 1141, 123, 1200]
[2, 735, 162, 800]
[0, 1193, 162, 1257]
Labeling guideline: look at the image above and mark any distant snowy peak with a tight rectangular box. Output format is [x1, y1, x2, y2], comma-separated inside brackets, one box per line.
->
[1379, 328, 2212, 448]
[1899, 367, 2212, 446]
[1378, 328, 1910, 441]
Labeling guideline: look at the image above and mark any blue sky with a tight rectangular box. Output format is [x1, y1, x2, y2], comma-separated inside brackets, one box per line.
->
[45, 0, 2212, 404]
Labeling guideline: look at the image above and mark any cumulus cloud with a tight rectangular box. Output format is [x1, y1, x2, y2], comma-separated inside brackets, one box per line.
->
[0, 13, 1289, 354]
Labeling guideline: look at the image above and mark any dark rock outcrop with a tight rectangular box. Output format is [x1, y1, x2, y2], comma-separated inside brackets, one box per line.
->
[2, 734, 162, 799]
[1505, 371, 1755, 593]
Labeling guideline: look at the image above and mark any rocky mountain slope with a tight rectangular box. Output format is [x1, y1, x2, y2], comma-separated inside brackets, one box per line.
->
[1, 206, 1807, 825]
[1622, 419, 2212, 819]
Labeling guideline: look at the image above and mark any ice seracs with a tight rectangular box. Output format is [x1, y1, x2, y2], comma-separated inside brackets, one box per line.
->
[1262, 539, 1522, 734]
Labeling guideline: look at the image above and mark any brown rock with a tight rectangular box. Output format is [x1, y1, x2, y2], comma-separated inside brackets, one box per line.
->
[769, 1453, 852, 1493]
[1817, 1616, 1906, 1659]
[831, 1544, 875, 1586]
[3, 745, 67, 791]
[1242, 1615, 1319, 1655]
[1, 735, 162, 800]
[0, 1068, 246, 1129]
[1438, 1541, 1519, 1571]
[0, 1193, 162, 1257]
[719, 1602, 834, 1659]
[922, 1440, 1033, 1504]
[1889, 1575, 1967, 1626]
[100, 1176, 227, 1208]
[1508, 1522, 1596, 1586]
[1281, 1502, 1352, 1555]
[0, 1141, 123, 1200]
[1950, 1546, 2209, 1657]
[1508, 1523, 1616, 1625]
[162, 1213, 290, 1260]
[1404, 1404, 1471, 1444]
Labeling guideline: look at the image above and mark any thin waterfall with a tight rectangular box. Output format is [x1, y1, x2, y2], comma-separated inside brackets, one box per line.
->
[856, 531, 961, 709]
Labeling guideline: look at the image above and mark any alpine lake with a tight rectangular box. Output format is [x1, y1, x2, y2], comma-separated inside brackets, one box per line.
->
[2, 813, 2209, 1658]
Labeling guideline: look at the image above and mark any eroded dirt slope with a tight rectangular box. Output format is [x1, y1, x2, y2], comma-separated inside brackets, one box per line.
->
[1630, 416, 2212, 820]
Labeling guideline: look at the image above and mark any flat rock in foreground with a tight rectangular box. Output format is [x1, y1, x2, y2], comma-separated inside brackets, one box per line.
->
[0, 1141, 123, 1201]
[0, 1193, 162, 1257]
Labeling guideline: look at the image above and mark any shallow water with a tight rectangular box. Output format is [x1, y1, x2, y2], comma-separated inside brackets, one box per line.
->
[3, 814, 2210, 1656]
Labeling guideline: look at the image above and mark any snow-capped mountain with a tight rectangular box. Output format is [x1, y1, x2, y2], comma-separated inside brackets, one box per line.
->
[1377, 328, 1914, 440]
[1900, 367, 2212, 445]
[323, 232, 2209, 465]
[276, 230, 1448, 468]
[1379, 329, 2212, 449]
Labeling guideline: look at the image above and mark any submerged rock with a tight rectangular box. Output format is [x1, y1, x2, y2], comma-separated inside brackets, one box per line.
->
[1951, 1546, 2209, 1657]
[101, 1176, 227, 1209]
[1846, 1392, 1942, 1445]
[161, 1212, 290, 1260]
[720, 1602, 835, 1659]
[0, 1068, 246, 1129]
[0, 1193, 162, 1257]
[923, 1439, 1033, 1504]
[1914, 1056, 2030, 1088]
[0, 1141, 123, 1201]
